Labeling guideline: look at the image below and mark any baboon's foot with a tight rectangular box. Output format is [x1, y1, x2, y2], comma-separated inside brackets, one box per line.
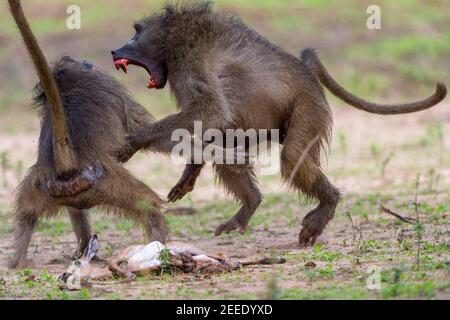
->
[167, 180, 194, 202]
[215, 217, 247, 236]
[8, 256, 32, 270]
[298, 207, 334, 247]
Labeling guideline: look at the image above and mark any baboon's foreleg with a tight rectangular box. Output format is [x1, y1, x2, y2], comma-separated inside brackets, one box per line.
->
[167, 163, 204, 202]
[213, 164, 262, 236]
[68, 208, 91, 258]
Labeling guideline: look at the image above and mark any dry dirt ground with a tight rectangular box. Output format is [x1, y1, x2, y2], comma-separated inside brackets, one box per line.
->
[0, 100, 448, 300]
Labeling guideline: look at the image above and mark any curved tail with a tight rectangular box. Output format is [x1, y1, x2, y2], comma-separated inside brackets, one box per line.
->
[9, 0, 78, 177]
[301, 48, 447, 115]
[42, 164, 105, 198]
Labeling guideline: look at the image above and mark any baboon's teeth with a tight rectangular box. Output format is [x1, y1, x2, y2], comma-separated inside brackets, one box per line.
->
[114, 59, 129, 73]
[147, 78, 157, 89]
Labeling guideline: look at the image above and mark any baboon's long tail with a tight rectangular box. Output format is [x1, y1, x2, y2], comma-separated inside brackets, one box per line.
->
[8, 0, 78, 177]
[301, 48, 447, 115]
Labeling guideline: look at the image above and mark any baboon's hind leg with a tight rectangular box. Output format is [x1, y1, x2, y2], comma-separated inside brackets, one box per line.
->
[297, 172, 340, 246]
[100, 164, 169, 243]
[214, 164, 262, 236]
[68, 208, 91, 258]
[8, 208, 39, 269]
[280, 99, 340, 246]
[8, 172, 54, 269]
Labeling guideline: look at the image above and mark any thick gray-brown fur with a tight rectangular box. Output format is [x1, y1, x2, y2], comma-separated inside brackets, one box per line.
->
[111, 1, 446, 246]
[8, 56, 169, 269]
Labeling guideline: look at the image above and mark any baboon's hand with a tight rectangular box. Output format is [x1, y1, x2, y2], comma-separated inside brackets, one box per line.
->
[167, 177, 195, 202]
[214, 217, 247, 236]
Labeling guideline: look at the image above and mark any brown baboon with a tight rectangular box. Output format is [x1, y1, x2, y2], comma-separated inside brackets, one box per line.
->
[7, 0, 170, 269]
[111, 2, 447, 246]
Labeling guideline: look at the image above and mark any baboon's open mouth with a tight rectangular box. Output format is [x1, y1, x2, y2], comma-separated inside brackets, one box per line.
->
[114, 58, 157, 89]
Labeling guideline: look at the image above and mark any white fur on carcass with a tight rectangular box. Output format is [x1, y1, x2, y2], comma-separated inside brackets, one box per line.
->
[60, 237, 227, 287]
[125, 241, 220, 272]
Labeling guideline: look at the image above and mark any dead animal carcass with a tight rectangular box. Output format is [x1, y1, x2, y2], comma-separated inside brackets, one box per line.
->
[60, 235, 284, 289]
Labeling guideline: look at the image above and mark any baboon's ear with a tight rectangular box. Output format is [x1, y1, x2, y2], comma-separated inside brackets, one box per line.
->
[61, 56, 73, 62]
[83, 234, 98, 262]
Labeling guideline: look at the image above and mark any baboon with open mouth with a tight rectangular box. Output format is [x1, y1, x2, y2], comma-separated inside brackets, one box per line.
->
[111, 1, 446, 246]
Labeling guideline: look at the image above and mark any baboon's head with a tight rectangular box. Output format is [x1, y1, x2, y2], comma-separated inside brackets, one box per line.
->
[111, 11, 169, 90]
[111, 1, 214, 90]
[55, 56, 96, 72]
[33, 56, 96, 100]
[34, 55, 127, 107]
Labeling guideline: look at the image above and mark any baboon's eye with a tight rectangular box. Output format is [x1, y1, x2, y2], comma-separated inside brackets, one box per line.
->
[134, 23, 143, 34]
[55, 69, 68, 79]
[81, 60, 95, 70]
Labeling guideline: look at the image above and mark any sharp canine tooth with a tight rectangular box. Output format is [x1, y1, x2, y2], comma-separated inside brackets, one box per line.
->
[114, 59, 128, 73]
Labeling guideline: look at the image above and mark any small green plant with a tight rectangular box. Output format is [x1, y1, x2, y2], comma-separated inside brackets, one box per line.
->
[265, 276, 282, 300]
[37, 220, 71, 237]
[337, 131, 348, 155]
[305, 270, 316, 283]
[426, 168, 441, 193]
[317, 264, 335, 278]
[115, 220, 134, 232]
[17, 269, 33, 280]
[370, 143, 394, 177]
[414, 175, 424, 271]
[14, 159, 24, 181]
[0, 151, 12, 188]
[420, 122, 443, 147]
[400, 239, 411, 251]
[76, 288, 91, 300]
[311, 244, 343, 262]
[104, 243, 113, 257]
[344, 201, 365, 255]
[381, 280, 436, 299]
[159, 248, 172, 275]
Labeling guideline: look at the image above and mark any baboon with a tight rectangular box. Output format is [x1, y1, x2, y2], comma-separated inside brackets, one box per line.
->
[111, 2, 447, 246]
[7, 0, 170, 269]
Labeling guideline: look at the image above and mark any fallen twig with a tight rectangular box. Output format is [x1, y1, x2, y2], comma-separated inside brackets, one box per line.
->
[164, 207, 197, 216]
[241, 257, 286, 266]
[381, 206, 416, 224]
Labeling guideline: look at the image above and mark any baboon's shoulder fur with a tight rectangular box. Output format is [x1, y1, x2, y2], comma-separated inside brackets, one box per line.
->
[33, 59, 154, 169]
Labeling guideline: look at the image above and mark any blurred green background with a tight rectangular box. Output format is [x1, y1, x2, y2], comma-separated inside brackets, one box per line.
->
[0, 0, 448, 120]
